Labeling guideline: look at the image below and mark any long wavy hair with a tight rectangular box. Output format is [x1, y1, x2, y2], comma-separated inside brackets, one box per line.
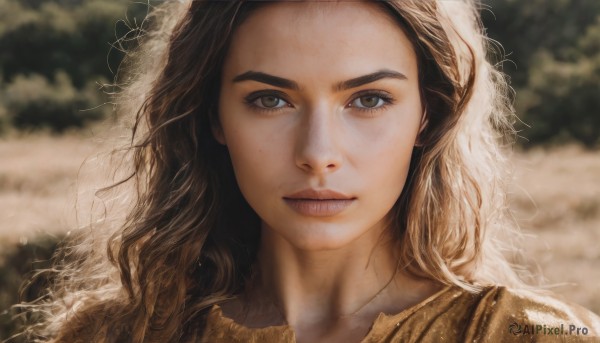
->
[19, 0, 525, 342]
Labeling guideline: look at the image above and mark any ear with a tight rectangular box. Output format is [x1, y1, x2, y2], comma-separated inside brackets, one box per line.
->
[415, 107, 428, 147]
[211, 124, 226, 145]
[209, 113, 227, 145]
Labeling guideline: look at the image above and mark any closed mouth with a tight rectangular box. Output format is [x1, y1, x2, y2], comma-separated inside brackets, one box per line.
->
[283, 188, 355, 200]
[282, 196, 355, 217]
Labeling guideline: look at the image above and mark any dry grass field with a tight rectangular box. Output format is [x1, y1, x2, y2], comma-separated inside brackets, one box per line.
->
[509, 145, 600, 314]
[0, 130, 122, 246]
[0, 131, 599, 316]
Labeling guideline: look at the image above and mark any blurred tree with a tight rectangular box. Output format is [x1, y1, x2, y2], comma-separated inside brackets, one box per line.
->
[516, 50, 600, 147]
[4, 71, 106, 132]
[482, 0, 600, 82]
[0, 0, 153, 133]
[0, 0, 145, 86]
[72, 1, 129, 87]
[482, 0, 600, 148]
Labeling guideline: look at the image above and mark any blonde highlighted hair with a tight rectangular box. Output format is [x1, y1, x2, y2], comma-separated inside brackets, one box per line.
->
[18, 1, 526, 342]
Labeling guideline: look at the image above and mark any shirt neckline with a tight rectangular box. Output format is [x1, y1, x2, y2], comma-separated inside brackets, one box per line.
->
[208, 284, 457, 340]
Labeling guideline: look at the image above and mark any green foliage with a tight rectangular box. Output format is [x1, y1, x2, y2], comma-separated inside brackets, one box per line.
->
[0, 0, 145, 85]
[483, 0, 600, 148]
[3, 71, 107, 132]
[0, 0, 151, 134]
[516, 50, 600, 147]
[0, 85, 7, 134]
[0, 235, 63, 342]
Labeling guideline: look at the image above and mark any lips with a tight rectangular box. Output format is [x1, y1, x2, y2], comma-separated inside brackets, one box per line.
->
[283, 189, 355, 200]
[283, 189, 356, 217]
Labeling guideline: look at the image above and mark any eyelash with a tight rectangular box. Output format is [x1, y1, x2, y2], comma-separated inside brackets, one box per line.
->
[243, 90, 395, 115]
[347, 90, 395, 115]
[244, 90, 291, 114]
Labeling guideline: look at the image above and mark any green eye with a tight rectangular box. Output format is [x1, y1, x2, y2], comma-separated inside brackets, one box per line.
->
[251, 95, 290, 110]
[245, 91, 292, 113]
[352, 95, 385, 108]
[359, 95, 381, 107]
[260, 95, 282, 108]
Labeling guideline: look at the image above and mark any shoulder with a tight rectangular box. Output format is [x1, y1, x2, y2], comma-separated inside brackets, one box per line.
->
[52, 300, 133, 343]
[467, 285, 600, 341]
[377, 285, 600, 342]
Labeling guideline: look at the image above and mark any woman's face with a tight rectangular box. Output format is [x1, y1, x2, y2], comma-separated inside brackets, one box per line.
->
[217, 2, 423, 250]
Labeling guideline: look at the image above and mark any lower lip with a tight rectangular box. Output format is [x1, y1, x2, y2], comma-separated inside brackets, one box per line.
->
[283, 198, 355, 217]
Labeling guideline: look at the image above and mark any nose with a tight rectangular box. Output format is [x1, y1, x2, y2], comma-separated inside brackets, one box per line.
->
[294, 108, 343, 175]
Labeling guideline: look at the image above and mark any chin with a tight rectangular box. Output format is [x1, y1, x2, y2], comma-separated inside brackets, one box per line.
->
[277, 223, 366, 251]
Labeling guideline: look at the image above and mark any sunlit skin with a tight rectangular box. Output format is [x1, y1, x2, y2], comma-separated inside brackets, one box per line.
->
[214, 2, 440, 342]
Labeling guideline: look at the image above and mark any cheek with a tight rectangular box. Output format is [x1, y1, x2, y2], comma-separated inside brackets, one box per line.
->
[352, 117, 419, 174]
[348, 115, 420, 204]
[220, 118, 288, 196]
[367, 136, 415, 196]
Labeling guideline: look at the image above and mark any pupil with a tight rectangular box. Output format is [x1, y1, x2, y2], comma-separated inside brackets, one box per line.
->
[261, 96, 279, 108]
[361, 96, 378, 108]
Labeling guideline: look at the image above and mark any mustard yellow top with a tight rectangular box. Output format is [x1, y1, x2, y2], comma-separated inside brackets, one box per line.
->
[201, 285, 600, 342]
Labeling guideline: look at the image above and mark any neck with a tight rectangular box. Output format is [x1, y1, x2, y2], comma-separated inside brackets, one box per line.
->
[251, 220, 405, 327]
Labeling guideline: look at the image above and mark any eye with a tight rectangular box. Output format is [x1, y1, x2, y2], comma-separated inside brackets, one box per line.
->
[347, 91, 394, 112]
[244, 89, 294, 112]
[351, 95, 386, 109]
[255, 95, 288, 109]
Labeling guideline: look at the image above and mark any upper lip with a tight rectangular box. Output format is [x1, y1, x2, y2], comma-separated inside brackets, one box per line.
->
[284, 189, 355, 200]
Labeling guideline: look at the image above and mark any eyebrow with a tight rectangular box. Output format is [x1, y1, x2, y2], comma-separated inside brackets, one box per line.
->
[335, 69, 408, 91]
[233, 71, 299, 90]
[231, 69, 408, 91]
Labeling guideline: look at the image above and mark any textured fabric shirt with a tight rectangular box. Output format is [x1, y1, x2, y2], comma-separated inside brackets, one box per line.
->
[201, 285, 600, 342]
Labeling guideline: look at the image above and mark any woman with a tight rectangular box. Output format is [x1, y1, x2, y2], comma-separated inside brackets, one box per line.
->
[21, 0, 600, 342]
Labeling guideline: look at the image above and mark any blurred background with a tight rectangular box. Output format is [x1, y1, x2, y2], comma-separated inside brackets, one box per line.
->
[0, 0, 599, 340]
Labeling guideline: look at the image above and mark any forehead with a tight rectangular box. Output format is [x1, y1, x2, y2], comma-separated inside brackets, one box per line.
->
[223, 1, 418, 84]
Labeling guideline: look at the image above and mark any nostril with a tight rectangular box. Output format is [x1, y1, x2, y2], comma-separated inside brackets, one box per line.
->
[300, 161, 339, 171]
